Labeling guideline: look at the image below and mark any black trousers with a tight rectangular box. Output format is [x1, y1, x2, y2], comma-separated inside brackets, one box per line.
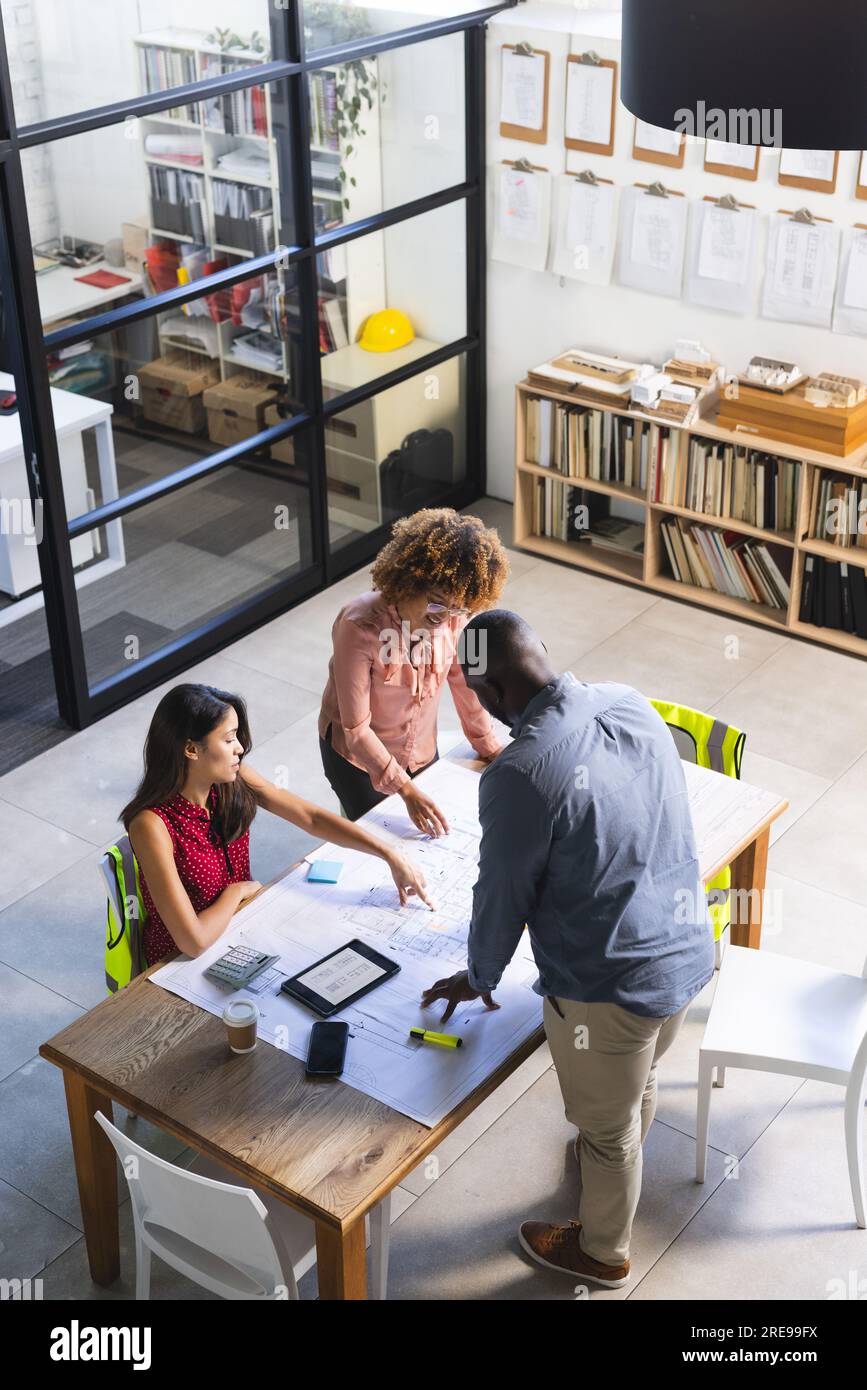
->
[319, 723, 439, 821]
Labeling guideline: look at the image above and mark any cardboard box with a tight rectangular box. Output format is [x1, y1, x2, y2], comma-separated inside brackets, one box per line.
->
[204, 372, 279, 447]
[122, 220, 149, 277]
[716, 384, 867, 457]
[138, 354, 221, 434]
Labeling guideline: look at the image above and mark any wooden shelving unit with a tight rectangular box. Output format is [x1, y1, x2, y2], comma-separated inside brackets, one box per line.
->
[513, 378, 867, 659]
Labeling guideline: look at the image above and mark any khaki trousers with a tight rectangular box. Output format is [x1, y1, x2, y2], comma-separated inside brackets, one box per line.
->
[543, 995, 690, 1266]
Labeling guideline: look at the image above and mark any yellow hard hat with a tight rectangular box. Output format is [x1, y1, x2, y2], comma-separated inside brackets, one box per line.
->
[358, 308, 415, 352]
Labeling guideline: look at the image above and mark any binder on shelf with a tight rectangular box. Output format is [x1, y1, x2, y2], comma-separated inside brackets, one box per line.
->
[499, 42, 551, 145]
[857, 152, 867, 202]
[564, 51, 617, 157]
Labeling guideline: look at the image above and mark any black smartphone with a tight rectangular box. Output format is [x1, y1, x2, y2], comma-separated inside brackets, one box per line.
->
[306, 1020, 350, 1077]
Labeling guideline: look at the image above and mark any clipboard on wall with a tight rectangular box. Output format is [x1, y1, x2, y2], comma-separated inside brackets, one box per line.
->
[564, 51, 617, 157]
[832, 222, 867, 337]
[703, 140, 760, 181]
[685, 194, 760, 313]
[632, 118, 685, 169]
[499, 43, 551, 145]
[491, 157, 552, 271]
[856, 152, 867, 202]
[778, 149, 839, 194]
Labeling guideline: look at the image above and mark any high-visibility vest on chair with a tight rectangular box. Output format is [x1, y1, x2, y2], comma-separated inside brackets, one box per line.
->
[102, 834, 147, 994]
[650, 699, 746, 946]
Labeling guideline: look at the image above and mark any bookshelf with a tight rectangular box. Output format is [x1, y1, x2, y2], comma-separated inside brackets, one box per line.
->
[133, 28, 384, 391]
[513, 379, 867, 658]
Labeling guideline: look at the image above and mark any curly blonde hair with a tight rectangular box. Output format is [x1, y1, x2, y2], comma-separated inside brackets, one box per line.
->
[371, 508, 509, 613]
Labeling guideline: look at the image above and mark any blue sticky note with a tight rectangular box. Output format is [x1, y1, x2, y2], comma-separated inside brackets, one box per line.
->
[307, 860, 343, 883]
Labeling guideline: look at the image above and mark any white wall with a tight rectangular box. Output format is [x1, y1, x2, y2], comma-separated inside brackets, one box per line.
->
[485, 5, 867, 502]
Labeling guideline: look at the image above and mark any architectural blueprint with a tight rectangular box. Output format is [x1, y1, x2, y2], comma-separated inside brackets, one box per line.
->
[151, 756, 544, 1127]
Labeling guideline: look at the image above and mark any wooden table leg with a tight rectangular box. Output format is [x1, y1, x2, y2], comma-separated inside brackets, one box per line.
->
[63, 1071, 119, 1285]
[315, 1217, 367, 1300]
[729, 826, 770, 949]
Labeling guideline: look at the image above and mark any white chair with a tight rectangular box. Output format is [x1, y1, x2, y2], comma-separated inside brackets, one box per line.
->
[696, 945, 867, 1227]
[95, 1110, 392, 1299]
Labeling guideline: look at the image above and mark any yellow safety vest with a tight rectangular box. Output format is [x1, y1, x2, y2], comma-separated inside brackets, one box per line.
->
[650, 699, 746, 942]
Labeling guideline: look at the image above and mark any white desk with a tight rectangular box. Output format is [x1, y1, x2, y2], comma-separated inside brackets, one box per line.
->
[38, 262, 143, 330]
[0, 373, 124, 623]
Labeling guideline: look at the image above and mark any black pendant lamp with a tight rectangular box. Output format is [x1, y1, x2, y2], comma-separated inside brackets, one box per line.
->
[621, 0, 867, 150]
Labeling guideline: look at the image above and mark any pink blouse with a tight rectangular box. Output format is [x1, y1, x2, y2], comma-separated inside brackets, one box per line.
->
[318, 590, 503, 794]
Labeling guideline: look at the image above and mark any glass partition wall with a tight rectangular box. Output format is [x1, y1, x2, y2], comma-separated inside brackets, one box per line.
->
[0, 0, 508, 748]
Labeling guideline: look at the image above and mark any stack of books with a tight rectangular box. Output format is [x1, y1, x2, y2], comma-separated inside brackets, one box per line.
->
[532, 480, 644, 556]
[525, 397, 654, 491]
[799, 556, 867, 636]
[660, 517, 791, 609]
[808, 470, 867, 550]
[673, 439, 801, 531]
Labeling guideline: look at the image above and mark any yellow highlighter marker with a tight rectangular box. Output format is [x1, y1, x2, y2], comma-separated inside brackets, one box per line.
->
[409, 1027, 463, 1049]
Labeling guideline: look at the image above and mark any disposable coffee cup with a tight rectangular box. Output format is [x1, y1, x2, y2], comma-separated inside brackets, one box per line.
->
[222, 999, 259, 1054]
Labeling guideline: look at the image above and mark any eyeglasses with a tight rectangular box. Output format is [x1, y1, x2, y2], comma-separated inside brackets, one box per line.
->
[426, 601, 469, 618]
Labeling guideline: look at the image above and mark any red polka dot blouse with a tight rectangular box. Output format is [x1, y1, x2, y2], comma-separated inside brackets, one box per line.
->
[140, 787, 251, 966]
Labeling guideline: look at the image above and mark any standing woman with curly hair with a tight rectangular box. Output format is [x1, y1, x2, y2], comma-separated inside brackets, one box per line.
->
[319, 508, 510, 828]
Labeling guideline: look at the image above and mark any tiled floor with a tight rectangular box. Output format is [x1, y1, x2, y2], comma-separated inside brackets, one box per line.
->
[1, 495, 865, 1301]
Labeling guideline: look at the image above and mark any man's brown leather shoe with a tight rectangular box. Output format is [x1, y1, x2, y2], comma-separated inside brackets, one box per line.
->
[518, 1219, 631, 1288]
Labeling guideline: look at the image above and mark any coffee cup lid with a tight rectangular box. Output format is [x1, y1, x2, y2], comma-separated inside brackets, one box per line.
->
[222, 999, 260, 1026]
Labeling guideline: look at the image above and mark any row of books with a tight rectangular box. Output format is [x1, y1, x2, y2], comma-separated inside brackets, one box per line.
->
[532, 480, 645, 556]
[201, 64, 268, 137]
[799, 555, 867, 636]
[660, 517, 792, 610]
[525, 397, 659, 492]
[138, 43, 197, 97]
[807, 470, 867, 550]
[310, 71, 339, 152]
[666, 440, 801, 533]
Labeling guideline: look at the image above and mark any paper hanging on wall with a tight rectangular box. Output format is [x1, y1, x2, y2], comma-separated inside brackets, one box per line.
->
[635, 120, 682, 158]
[550, 176, 618, 283]
[842, 230, 867, 310]
[630, 197, 682, 272]
[705, 139, 759, 172]
[832, 227, 867, 337]
[491, 164, 552, 271]
[565, 61, 614, 148]
[685, 199, 759, 313]
[500, 48, 546, 132]
[779, 149, 836, 183]
[698, 204, 751, 284]
[616, 186, 688, 298]
[761, 213, 839, 328]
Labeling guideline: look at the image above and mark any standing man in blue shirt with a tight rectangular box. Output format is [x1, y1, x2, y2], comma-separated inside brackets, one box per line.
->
[421, 610, 714, 1290]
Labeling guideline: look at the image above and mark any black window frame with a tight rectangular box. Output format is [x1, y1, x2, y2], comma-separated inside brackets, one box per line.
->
[0, 0, 514, 729]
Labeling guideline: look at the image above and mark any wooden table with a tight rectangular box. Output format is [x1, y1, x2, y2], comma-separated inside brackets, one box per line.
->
[39, 755, 787, 1299]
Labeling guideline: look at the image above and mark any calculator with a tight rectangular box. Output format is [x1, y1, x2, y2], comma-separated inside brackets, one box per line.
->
[205, 945, 280, 988]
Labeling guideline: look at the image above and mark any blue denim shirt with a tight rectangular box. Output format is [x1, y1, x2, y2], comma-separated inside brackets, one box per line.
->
[467, 674, 715, 1018]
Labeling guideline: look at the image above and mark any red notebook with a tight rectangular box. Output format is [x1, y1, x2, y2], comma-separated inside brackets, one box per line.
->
[74, 269, 131, 289]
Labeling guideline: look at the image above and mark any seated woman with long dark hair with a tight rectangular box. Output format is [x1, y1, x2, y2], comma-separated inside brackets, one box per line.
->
[122, 683, 430, 967]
